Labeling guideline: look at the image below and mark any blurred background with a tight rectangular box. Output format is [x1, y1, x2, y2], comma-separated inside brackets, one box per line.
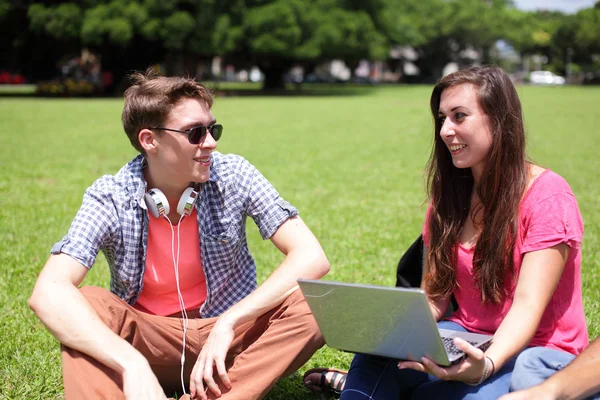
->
[1, 0, 599, 96]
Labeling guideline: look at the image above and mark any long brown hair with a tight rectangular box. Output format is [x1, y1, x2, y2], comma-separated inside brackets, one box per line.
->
[425, 66, 528, 304]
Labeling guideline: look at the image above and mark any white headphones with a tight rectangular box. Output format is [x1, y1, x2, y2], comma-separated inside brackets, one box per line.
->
[144, 187, 199, 218]
[143, 185, 199, 395]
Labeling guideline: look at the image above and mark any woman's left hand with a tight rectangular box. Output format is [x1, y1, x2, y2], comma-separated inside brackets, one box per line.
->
[397, 337, 487, 383]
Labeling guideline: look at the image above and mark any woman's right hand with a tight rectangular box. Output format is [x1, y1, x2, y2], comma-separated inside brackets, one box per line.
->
[398, 337, 489, 384]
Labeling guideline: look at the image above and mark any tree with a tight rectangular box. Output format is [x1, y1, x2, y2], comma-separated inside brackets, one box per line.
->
[574, 6, 600, 55]
[18, 0, 596, 89]
[505, 9, 564, 58]
[0, 0, 11, 20]
[21, 0, 391, 90]
[502, 6, 598, 77]
[0, 1, 73, 82]
[25, 1, 197, 89]
[395, 0, 513, 80]
[571, 6, 600, 76]
[28, 3, 82, 41]
[187, 0, 389, 89]
[239, 0, 388, 88]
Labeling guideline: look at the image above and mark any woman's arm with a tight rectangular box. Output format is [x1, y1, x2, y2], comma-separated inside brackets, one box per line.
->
[400, 243, 570, 383]
[421, 250, 452, 321]
[484, 243, 569, 371]
[427, 294, 451, 321]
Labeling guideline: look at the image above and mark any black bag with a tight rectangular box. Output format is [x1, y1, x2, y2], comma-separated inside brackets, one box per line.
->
[395, 234, 458, 314]
[395, 234, 424, 288]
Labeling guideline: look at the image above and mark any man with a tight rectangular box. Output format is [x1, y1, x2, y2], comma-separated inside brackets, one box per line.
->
[29, 71, 329, 400]
[499, 338, 600, 400]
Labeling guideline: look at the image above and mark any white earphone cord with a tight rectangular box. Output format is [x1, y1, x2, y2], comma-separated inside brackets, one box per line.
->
[166, 214, 189, 396]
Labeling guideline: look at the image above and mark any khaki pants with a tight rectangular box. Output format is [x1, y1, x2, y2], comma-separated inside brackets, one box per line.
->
[62, 286, 324, 400]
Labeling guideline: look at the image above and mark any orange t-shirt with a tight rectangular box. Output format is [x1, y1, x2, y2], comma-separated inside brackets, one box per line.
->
[134, 208, 207, 316]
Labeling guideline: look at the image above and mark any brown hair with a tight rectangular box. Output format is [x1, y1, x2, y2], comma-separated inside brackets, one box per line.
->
[424, 65, 528, 304]
[121, 69, 214, 153]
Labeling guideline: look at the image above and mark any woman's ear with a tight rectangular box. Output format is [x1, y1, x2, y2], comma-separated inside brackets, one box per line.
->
[139, 128, 157, 153]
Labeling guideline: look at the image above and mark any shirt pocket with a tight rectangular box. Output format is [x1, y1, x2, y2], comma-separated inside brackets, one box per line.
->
[205, 227, 238, 246]
[202, 200, 243, 243]
[205, 220, 242, 248]
[203, 219, 244, 275]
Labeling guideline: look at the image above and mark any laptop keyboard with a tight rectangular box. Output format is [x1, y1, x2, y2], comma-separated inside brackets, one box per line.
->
[442, 337, 478, 355]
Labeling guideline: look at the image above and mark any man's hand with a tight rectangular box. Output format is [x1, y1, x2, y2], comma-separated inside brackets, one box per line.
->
[122, 357, 168, 400]
[186, 216, 329, 399]
[397, 337, 488, 383]
[190, 318, 235, 399]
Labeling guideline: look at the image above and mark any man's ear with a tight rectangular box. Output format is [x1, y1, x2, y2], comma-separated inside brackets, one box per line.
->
[139, 128, 157, 153]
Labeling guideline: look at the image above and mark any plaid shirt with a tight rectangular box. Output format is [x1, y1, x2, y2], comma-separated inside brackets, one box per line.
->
[51, 152, 298, 317]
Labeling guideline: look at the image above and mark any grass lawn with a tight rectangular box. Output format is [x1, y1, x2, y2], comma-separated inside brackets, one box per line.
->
[1, 84, 599, 399]
[0, 84, 36, 95]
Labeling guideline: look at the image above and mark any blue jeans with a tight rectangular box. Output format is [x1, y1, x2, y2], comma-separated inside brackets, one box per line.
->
[510, 346, 600, 399]
[340, 320, 518, 400]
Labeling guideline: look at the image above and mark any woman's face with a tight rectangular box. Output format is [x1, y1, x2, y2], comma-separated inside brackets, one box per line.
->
[438, 84, 494, 182]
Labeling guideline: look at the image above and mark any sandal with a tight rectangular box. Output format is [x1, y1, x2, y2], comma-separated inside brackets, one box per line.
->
[303, 367, 348, 398]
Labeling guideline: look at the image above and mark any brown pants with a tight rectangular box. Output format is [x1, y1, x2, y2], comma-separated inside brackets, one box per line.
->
[62, 286, 324, 400]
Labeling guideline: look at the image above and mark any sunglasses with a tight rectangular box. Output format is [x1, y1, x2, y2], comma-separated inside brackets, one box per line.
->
[151, 124, 223, 144]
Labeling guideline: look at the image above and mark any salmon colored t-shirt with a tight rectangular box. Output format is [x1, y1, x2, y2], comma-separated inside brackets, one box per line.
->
[134, 208, 207, 316]
[423, 170, 588, 355]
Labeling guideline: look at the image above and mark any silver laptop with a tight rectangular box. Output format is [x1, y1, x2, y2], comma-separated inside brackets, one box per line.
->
[298, 279, 493, 366]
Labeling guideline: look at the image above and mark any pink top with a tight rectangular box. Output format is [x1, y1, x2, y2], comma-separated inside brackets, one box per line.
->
[423, 170, 588, 355]
[134, 208, 207, 316]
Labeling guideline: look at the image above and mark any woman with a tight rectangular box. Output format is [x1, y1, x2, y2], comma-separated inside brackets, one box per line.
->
[305, 65, 588, 399]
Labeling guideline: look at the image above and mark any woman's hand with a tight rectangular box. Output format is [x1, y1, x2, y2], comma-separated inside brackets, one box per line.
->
[397, 337, 489, 384]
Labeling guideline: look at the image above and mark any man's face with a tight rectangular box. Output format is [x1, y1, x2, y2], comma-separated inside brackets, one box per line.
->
[153, 98, 218, 185]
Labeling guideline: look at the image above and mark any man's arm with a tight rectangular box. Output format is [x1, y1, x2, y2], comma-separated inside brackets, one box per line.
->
[190, 215, 329, 399]
[499, 338, 600, 400]
[29, 254, 166, 399]
[219, 215, 330, 319]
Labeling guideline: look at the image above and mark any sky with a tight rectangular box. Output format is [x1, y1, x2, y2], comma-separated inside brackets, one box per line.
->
[513, 0, 597, 13]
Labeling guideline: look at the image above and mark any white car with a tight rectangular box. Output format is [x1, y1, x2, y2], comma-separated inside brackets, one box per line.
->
[529, 71, 566, 85]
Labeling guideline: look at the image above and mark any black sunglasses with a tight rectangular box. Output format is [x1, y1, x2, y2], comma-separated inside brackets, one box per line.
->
[151, 124, 223, 144]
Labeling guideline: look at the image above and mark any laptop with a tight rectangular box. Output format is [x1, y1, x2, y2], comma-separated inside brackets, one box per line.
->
[298, 279, 493, 366]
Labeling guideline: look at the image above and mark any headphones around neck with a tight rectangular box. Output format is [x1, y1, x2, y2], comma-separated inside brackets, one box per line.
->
[143, 185, 199, 395]
[144, 187, 199, 218]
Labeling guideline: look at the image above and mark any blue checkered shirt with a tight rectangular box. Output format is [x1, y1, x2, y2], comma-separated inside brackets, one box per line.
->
[51, 152, 298, 317]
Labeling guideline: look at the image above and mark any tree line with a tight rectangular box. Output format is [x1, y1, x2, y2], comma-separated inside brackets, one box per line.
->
[1, 0, 599, 89]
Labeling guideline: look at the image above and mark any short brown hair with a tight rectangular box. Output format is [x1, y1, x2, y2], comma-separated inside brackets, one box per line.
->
[122, 70, 214, 153]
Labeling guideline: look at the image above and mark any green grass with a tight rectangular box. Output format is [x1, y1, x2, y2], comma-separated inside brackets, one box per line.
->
[0, 84, 36, 95]
[1, 85, 599, 399]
